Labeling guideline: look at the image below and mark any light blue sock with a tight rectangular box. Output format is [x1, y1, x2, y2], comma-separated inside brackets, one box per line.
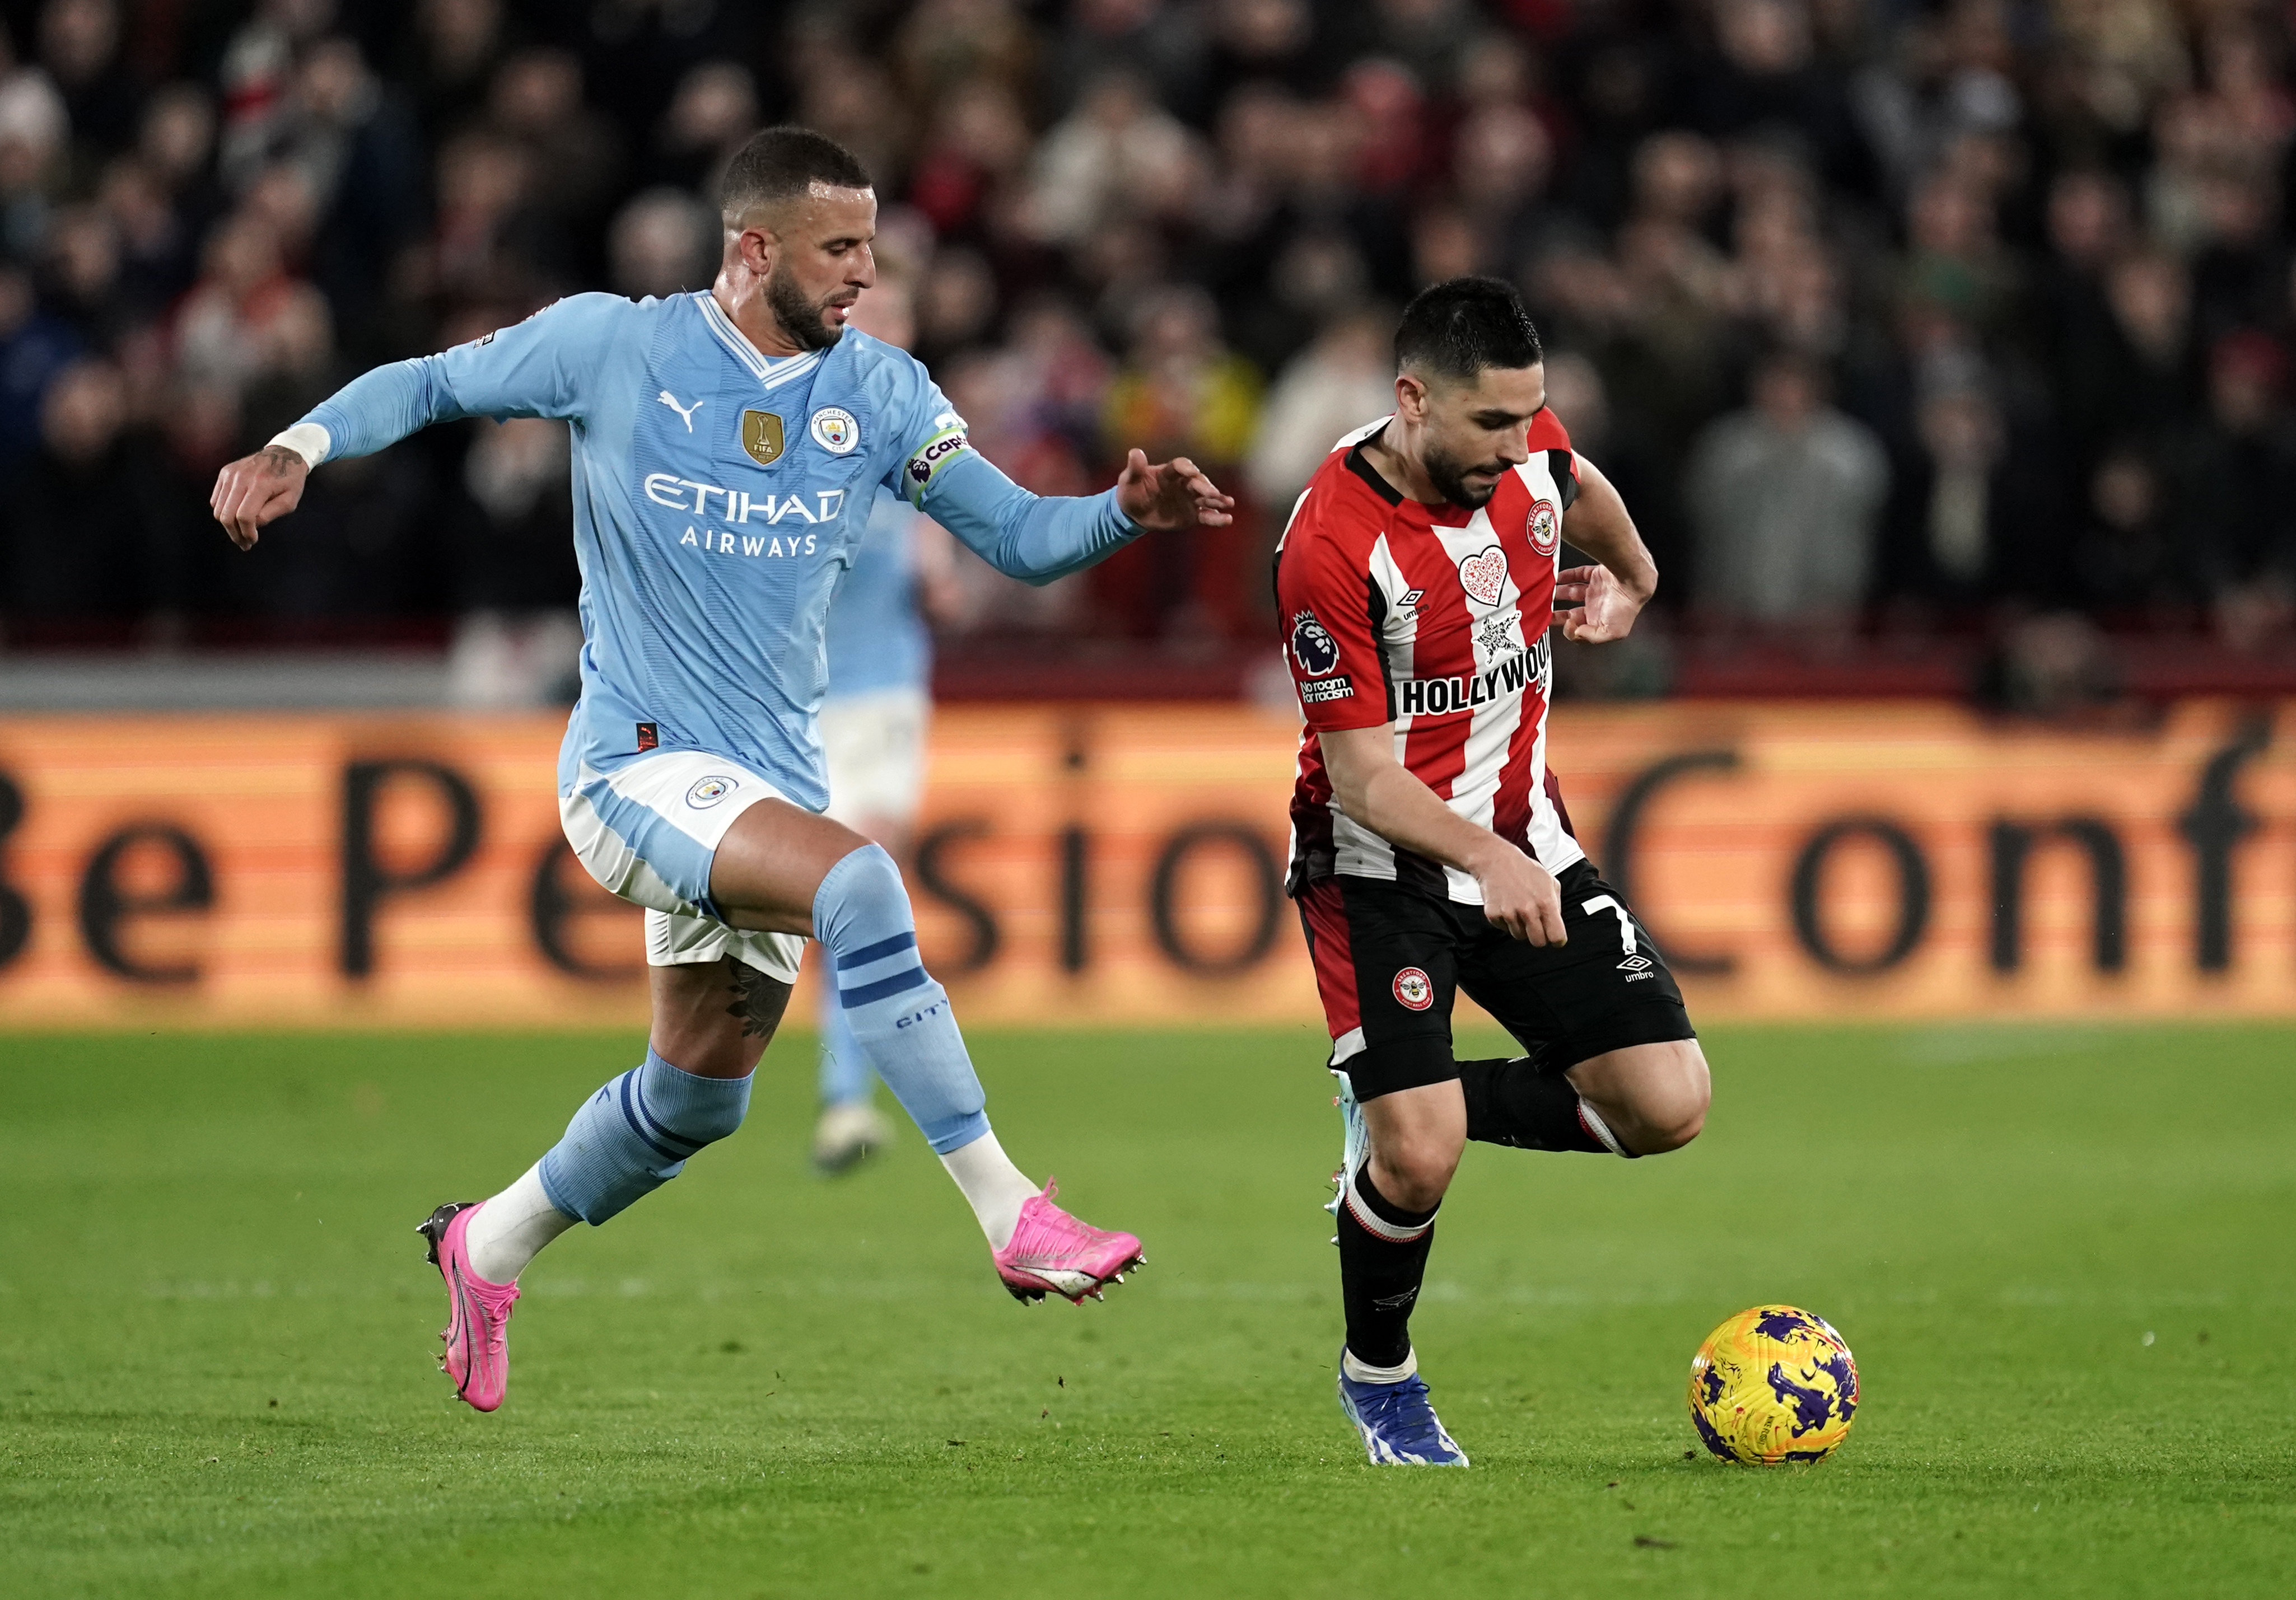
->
[538, 1048, 753, 1224]
[817, 970, 878, 1110]
[813, 844, 988, 1154]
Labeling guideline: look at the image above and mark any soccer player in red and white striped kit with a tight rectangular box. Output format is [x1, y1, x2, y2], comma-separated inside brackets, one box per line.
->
[1275, 278, 1711, 1466]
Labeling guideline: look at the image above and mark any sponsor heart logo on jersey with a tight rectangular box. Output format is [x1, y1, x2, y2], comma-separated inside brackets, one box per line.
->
[1528, 498, 1560, 555]
[1392, 966, 1433, 1010]
[1458, 546, 1508, 606]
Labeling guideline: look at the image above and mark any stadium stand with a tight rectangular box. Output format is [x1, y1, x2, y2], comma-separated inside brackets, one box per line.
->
[0, 0, 2292, 708]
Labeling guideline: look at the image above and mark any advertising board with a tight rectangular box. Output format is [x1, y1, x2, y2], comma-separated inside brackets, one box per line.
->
[0, 701, 2288, 1027]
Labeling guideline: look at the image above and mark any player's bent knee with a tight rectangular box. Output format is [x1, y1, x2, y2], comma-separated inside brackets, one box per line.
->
[1625, 1059, 1711, 1155]
[666, 1078, 751, 1145]
[629, 1045, 754, 1149]
[1372, 1136, 1462, 1210]
[1631, 1102, 1706, 1155]
[1580, 1040, 1710, 1156]
[814, 841, 914, 938]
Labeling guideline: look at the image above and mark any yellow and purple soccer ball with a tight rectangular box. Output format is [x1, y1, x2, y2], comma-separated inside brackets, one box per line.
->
[1687, 1306, 1859, 1465]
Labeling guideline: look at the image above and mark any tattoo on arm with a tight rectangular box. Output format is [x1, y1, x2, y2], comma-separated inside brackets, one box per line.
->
[724, 960, 791, 1040]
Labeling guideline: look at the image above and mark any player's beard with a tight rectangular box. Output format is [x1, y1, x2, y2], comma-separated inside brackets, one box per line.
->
[766, 262, 846, 352]
[1422, 438, 1506, 510]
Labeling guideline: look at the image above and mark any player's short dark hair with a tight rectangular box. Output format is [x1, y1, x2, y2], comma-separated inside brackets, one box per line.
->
[1394, 277, 1544, 383]
[720, 125, 873, 221]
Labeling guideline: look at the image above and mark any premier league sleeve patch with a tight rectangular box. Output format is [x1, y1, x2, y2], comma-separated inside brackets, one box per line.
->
[1291, 611, 1341, 676]
[900, 417, 974, 503]
[1290, 610, 1354, 703]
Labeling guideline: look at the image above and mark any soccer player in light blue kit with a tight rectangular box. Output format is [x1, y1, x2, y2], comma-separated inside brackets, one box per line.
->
[209, 128, 1233, 1412]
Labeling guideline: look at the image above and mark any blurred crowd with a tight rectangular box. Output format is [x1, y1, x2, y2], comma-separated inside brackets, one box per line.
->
[1, 0, 2293, 702]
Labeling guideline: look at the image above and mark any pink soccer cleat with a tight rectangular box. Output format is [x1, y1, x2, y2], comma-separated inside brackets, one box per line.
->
[417, 1201, 520, 1411]
[992, 1180, 1145, 1304]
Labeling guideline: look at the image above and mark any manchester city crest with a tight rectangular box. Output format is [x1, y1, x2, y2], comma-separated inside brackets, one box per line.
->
[809, 406, 860, 454]
[740, 410, 786, 467]
[685, 774, 738, 808]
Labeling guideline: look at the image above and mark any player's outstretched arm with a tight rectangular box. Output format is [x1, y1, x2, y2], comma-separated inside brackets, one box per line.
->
[918, 447, 1235, 586]
[1319, 723, 1567, 946]
[1552, 455, 1658, 644]
[208, 355, 461, 550]
[209, 294, 623, 551]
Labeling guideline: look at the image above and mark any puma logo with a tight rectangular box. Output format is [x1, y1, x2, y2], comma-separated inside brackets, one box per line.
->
[657, 390, 704, 431]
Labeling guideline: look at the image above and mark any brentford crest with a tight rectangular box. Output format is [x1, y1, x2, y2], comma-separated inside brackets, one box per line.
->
[1528, 499, 1560, 555]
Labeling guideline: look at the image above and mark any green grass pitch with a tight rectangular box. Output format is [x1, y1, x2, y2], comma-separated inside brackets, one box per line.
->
[2, 1022, 2290, 1597]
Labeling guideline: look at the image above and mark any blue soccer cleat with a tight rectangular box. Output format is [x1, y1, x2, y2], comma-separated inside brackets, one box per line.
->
[1337, 1353, 1470, 1466]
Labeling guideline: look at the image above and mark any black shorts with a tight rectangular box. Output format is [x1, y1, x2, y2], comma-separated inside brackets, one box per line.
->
[1295, 860, 1696, 1101]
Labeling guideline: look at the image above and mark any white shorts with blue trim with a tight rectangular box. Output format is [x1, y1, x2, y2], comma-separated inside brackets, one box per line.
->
[558, 749, 806, 983]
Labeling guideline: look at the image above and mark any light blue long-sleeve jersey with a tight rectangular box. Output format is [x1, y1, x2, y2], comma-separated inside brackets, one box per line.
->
[297, 290, 1138, 807]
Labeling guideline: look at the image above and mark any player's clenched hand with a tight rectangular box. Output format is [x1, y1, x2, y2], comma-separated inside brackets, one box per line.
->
[1114, 448, 1236, 532]
[209, 446, 310, 550]
[1472, 845, 1566, 946]
[1554, 563, 1644, 644]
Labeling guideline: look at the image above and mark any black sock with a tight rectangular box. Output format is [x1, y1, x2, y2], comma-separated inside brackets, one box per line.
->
[1457, 1056, 1632, 1155]
[1336, 1163, 1438, 1370]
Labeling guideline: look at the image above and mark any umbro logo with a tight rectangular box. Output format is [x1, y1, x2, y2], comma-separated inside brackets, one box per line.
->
[1617, 955, 1653, 972]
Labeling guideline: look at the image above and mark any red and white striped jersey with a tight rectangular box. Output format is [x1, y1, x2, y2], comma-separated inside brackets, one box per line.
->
[1276, 413, 1583, 904]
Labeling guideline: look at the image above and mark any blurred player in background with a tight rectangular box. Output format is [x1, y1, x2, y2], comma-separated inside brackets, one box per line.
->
[209, 128, 1232, 1411]
[1276, 279, 1711, 1467]
[812, 274, 960, 1173]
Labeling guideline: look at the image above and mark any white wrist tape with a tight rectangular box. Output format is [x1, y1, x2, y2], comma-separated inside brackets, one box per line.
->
[266, 422, 332, 469]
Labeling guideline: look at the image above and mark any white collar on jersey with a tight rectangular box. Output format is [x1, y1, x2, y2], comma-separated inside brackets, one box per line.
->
[694, 291, 827, 392]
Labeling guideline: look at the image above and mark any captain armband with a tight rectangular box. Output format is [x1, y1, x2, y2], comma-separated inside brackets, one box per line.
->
[900, 422, 974, 504]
